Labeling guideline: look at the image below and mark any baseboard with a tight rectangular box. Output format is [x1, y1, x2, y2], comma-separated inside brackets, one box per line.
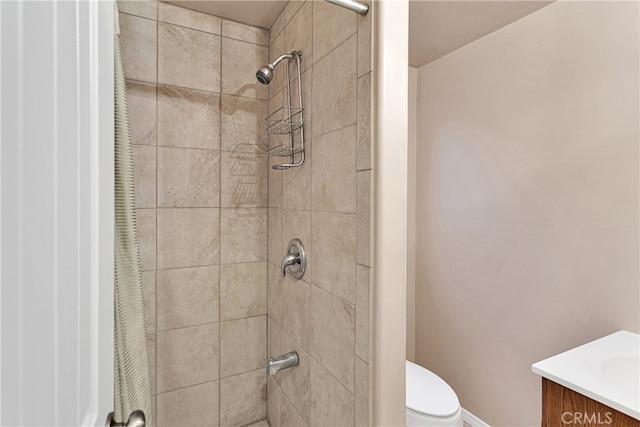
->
[462, 408, 491, 427]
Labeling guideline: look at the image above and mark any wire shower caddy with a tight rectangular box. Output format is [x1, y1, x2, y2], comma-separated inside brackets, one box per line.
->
[266, 51, 305, 169]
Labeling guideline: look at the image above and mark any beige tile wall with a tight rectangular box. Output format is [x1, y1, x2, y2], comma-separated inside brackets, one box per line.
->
[119, 2, 271, 425]
[267, 1, 373, 426]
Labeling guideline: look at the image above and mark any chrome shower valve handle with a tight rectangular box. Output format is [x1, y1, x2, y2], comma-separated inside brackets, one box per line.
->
[281, 238, 306, 279]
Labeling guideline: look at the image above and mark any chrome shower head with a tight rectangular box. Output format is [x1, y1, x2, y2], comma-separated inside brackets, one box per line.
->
[256, 65, 274, 85]
[256, 51, 301, 85]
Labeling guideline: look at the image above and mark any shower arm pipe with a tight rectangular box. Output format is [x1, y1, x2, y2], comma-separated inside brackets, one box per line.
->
[324, 0, 369, 16]
[271, 52, 297, 69]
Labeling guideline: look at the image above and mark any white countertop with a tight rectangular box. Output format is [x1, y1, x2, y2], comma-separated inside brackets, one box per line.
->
[532, 330, 640, 420]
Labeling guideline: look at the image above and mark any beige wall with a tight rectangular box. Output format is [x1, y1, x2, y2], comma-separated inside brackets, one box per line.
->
[407, 66, 417, 363]
[414, 2, 639, 426]
[120, 2, 271, 425]
[266, 1, 373, 426]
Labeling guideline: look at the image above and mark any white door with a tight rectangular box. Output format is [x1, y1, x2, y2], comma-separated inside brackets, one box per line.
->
[0, 1, 115, 425]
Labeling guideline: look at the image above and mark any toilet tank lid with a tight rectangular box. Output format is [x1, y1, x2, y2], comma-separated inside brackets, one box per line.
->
[406, 360, 461, 418]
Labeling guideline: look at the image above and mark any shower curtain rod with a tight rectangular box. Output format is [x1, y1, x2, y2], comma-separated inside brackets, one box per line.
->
[324, 0, 369, 16]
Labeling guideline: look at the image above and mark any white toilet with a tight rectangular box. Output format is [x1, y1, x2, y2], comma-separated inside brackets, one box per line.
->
[406, 360, 463, 427]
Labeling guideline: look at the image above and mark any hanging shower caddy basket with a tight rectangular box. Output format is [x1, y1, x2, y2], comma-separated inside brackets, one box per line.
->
[265, 105, 304, 136]
[261, 50, 306, 168]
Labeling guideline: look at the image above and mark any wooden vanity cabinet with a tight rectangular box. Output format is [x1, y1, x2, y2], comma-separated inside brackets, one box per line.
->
[542, 378, 640, 426]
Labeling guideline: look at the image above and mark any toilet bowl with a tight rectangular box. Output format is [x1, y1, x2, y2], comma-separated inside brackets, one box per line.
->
[406, 360, 463, 427]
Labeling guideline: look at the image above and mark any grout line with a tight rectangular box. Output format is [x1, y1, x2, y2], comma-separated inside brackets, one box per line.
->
[311, 29, 358, 69]
[156, 80, 268, 102]
[219, 366, 267, 382]
[118, 10, 156, 23]
[157, 19, 221, 38]
[221, 32, 270, 48]
[217, 29, 223, 427]
[156, 378, 220, 397]
[158, 17, 271, 48]
[156, 319, 221, 334]
[153, 1, 159, 421]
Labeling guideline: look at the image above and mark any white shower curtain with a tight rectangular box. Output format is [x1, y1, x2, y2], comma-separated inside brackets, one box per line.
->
[113, 23, 153, 426]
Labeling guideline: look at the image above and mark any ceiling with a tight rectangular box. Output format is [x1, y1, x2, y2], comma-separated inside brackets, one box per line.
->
[166, 0, 552, 67]
[409, 1, 552, 67]
[166, 0, 288, 29]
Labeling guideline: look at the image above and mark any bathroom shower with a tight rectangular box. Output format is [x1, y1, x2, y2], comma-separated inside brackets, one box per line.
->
[256, 51, 306, 170]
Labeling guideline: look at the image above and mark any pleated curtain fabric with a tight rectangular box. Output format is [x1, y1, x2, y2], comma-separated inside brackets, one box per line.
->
[113, 33, 153, 426]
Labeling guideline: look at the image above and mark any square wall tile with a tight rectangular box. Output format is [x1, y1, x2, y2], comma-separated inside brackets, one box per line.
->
[136, 208, 156, 271]
[312, 126, 356, 214]
[267, 316, 284, 366]
[268, 263, 283, 325]
[279, 334, 310, 424]
[146, 333, 156, 395]
[269, 157, 283, 209]
[309, 359, 354, 427]
[283, 0, 305, 24]
[282, 138, 312, 211]
[222, 20, 269, 46]
[356, 170, 371, 266]
[158, 2, 221, 34]
[221, 95, 268, 153]
[221, 151, 268, 208]
[281, 276, 310, 349]
[268, 33, 285, 98]
[281, 392, 308, 427]
[312, 0, 357, 63]
[310, 212, 356, 303]
[157, 147, 220, 208]
[157, 208, 220, 269]
[298, 68, 313, 138]
[283, 1, 312, 72]
[119, 13, 157, 83]
[132, 145, 156, 209]
[312, 34, 357, 138]
[156, 266, 219, 331]
[158, 22, 221, 92]
[357, 1, 372, 77]
[268, 208, 283, 265]
[220, 208, 268, 264]
[357, 73, 371, 171]
[221, 38, 269, 100]
[156, 323, 219, 392]
[220, 369, 267, 427]
[281, 210, 310, 262]
[157, 85, 220, 150]
[117, 0, 157, 20]
[157, 381, 219, 427]
[220, 315, 267, 377]
[309, 285, 355, 392]
[150, 396, 157, 427]
[126, 80, 156, 146]
[220, 262, 267, 321]
[355, 358, 370, 427]
[270, 8, 286, 41]
[267, 376, 282, 427]
[142, 271, 156, 334]
[355, 265, 370, 362]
